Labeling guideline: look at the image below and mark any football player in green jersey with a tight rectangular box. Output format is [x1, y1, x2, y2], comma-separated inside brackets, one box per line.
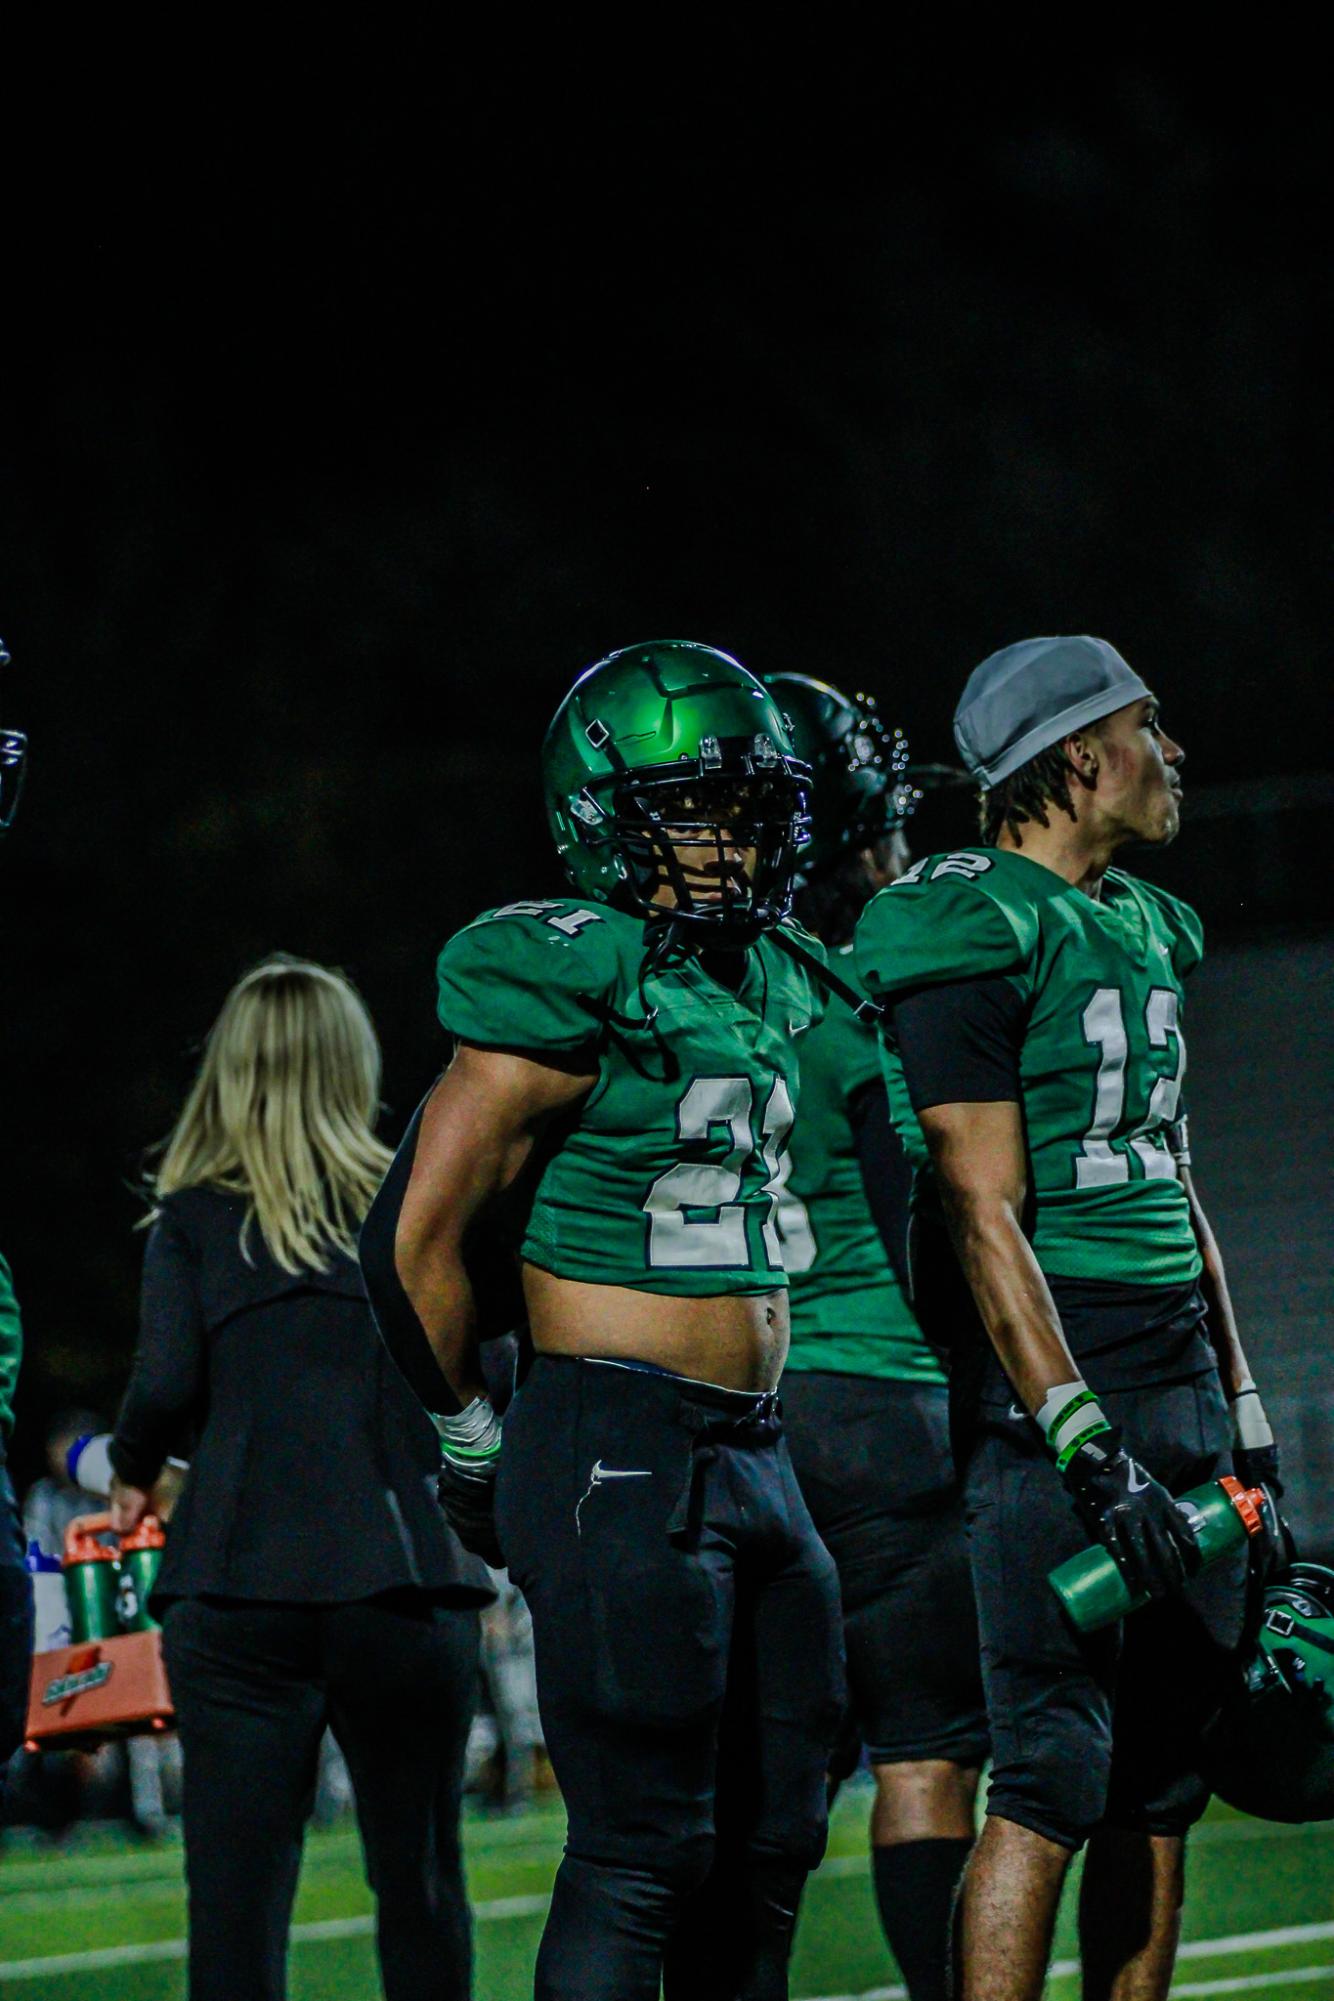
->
[0, 637, 32, 1790]
[765, 673, 986, 2001]
[361, 642, 845, 2001]
[854, 636, 1281, 2001]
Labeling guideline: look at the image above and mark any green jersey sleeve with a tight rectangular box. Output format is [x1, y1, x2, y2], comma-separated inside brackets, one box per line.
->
[775, 918, 830, 1031]
[0, 1251, 21, 1452]
[1135, 879, 1205, 981]
[436, 898, 621, 1055]
[854, 852, 1040, 1003]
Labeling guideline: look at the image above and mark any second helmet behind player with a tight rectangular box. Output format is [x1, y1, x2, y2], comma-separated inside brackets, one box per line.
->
[764, 673, 917, 886]
[544, 640, 811, 942]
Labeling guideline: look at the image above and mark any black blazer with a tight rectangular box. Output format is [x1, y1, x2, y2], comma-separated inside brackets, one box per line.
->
[110, 1187, 492, 1609]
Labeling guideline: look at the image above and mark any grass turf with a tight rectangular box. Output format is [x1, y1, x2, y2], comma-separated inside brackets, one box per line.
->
[3, 1786, 1334, 1998]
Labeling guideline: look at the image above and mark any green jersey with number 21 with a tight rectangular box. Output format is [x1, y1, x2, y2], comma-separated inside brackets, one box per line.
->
[435, 899, 825, 1296]
[855, 848, 1204, 1289]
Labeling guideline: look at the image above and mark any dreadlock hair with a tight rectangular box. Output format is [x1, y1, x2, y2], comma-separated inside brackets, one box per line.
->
[793, 846, 881, 948]
[978, 740, 1094, 848]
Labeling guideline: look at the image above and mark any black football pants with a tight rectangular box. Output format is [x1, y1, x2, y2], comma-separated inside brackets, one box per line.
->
[497, 1354, 845, 2001]
[782, 1373, 988, 1769]
[161, 1591, 479, 2001]
[965, 1372, 1248, 1849]
[0, 1468, 33, 1792]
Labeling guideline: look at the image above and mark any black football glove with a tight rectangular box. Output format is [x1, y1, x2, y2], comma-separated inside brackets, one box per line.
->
[1233, 1439, 1281, 1499]
[1232, 1441, 1288, 1580]
[436, 1453, 505, 1569]
[1061, 1426, 1202, 1601]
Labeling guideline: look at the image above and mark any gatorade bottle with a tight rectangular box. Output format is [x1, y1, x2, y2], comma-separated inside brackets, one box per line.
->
[1049, 1476, 1267, 1634]
[63, 1523, 121, 1642]
[117, 1518, 166, 1632]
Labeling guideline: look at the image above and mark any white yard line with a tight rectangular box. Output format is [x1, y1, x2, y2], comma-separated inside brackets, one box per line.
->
[794, 1924, 1334, 2001]
[0, 1811, 1302, 1905]
[3, 1893, 1334, 1986]
[1175, 1923, 1334, 1960]
[797, 1957, 1334, 2001]
[1169, 1970, 1334, 1996]
[0, 1892, 549, 1979]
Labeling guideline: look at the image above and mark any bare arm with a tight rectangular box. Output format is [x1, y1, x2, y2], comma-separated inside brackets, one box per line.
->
[917, 1098, 1081, 1415]
[390, 1041, 596, 1405]
[1178, 1161, 1253, 1399]
[915, 1093, 1203, 1599]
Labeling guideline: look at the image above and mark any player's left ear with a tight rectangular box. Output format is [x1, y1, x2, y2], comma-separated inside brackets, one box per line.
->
[1064, 730, 1100, 784]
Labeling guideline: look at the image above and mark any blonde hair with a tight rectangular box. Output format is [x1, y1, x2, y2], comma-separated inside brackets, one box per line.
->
[152, 955, 393, 1274]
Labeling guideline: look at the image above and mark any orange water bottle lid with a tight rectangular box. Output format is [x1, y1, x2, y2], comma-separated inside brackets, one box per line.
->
[119, 1515, 166, 1551]
[1219, 1475, 1267, 1538]
[61, 1511, 119, 1566]
[62, 1531, 118, 1567]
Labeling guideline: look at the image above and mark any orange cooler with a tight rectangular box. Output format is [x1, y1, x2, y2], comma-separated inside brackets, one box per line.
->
[24, 1513, 174, 1751]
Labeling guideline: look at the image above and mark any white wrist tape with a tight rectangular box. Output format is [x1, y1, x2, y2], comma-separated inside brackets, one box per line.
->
[1229, 1385, 1274, 1452]
[432, 1397, 503, 1467]
[1036, 1380, 1112, 1471]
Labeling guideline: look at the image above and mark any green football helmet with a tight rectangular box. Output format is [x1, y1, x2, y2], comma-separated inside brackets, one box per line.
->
[0, 638, 27, 835]
[1200, 1562, 1334, 1823]
[543, 640, 811, 941]
[764, 673, 917, 882]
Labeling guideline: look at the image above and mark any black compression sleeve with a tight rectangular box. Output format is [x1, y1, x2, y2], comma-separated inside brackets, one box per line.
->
[849, 1081, 913, 1291]
[890, 976, 1027, 1110]
[110, 1212, 207, 1490]
[358, 1095, 461, 1418]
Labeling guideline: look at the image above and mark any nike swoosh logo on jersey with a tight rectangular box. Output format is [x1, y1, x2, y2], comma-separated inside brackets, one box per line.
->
[788, 1017, 811, 1035]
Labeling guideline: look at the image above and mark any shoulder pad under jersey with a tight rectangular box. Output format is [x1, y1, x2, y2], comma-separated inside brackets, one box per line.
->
[1113, 873, 1205, 980]
[853, 850, 1038, 1002]
[436, 898, 622, 1053]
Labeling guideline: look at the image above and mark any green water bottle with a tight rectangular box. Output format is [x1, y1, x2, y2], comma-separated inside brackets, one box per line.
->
[1049, 1476, 1266, 1634]
[116, 1519, 166, 1633]
[62, 1526, 120, 1642]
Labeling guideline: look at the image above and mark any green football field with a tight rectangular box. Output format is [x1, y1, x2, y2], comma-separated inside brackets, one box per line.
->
[3, 1784, 1333, 1998]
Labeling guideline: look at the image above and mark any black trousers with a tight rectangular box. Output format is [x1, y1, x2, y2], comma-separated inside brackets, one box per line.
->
[782, 1373, 988, 1769]
[497, 1354, 845, 2001]
[965, 1372, 1248, 1850]
[0, 1467, 33, 1788]
[161, 1592, 480, 2001]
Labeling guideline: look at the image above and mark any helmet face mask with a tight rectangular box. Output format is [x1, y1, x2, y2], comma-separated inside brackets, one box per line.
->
[0, 641, 26, 835]
[544, 643, 811, 944]
[615, 762, 811, 939]
[0, 729, 26, 834]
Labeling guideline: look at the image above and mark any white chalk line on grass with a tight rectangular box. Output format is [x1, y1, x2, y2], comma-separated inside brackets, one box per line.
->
[0, 1894, 553, 1979]
[1169, 1971, 1334, 1996]
[3, 1892, 1334, 1987]
[802, 1962, 1334, 2001]
[0, 1807, 1306, 1907]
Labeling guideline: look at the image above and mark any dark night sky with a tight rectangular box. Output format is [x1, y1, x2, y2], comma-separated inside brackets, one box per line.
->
[1, 46, 1329, 1474]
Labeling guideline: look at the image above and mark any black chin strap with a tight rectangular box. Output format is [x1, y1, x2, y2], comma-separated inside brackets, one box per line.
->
[769, 926, 886, 1026]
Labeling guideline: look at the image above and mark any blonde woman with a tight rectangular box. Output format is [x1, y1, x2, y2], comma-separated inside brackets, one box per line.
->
[108, 956, 491, 2001]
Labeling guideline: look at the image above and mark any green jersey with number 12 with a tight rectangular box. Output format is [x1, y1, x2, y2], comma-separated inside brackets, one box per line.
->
[777, 949, 945, 1382]
[435, 899, 825, 1296]
[855, 848, 1204, 1288]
